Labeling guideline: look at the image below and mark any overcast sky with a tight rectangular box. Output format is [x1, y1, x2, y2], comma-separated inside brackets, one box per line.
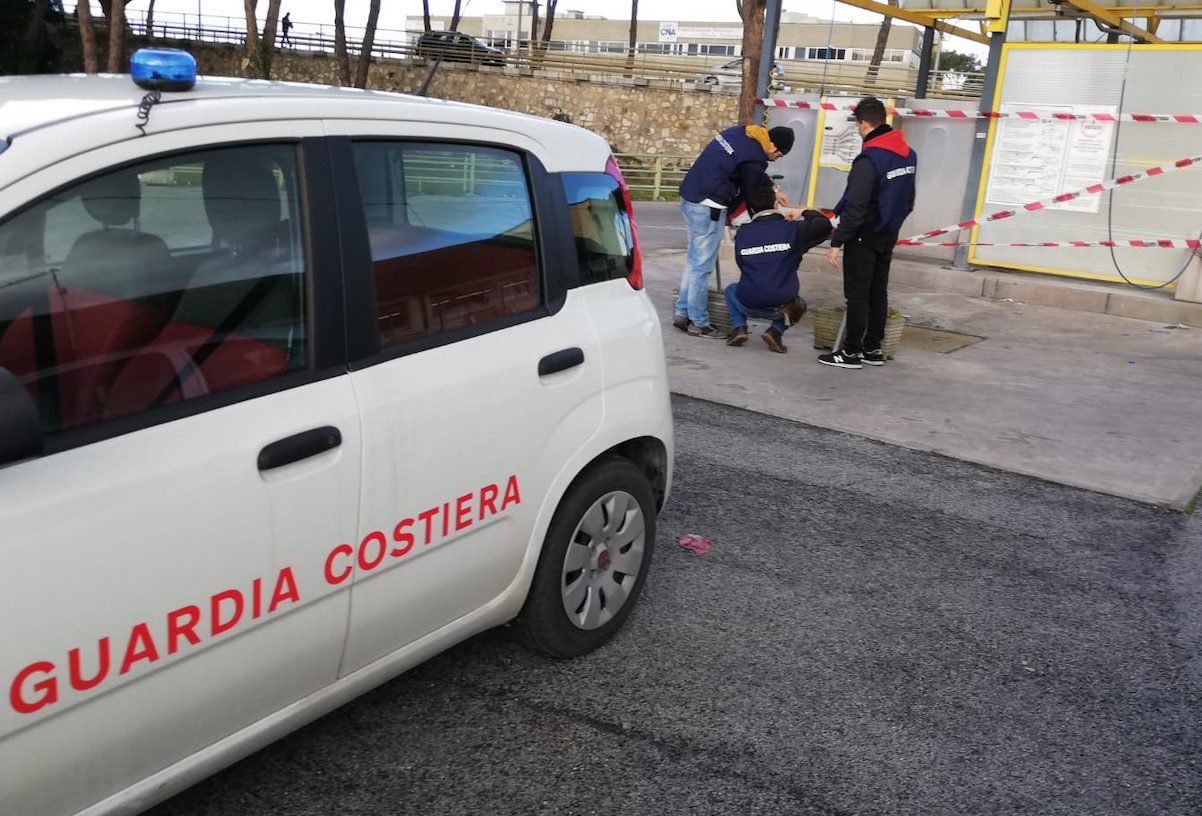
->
[102, 0, 988, 56]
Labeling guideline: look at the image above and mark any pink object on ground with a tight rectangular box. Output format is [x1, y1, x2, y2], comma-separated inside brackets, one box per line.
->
[678, 534, 712, 555]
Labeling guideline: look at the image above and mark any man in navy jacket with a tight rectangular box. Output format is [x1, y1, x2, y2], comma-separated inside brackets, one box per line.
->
[820, 97, 917, 369]
[725, 180, 833, 353]
[674, 124, 796, 338]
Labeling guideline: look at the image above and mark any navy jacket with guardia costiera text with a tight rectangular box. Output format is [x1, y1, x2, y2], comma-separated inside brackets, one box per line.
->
[734, 210, 833, 308]
[679, 126, 773, 209]
[831, 126, 917, 248]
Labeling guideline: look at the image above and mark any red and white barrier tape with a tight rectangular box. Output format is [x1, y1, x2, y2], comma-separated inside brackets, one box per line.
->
[896, 238, 1202, 249]
[758, 98, 1202, 123]
[898, 152, 1202, 244]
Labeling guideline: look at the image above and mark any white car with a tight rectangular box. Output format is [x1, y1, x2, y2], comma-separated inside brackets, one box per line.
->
[696, 58, 785, 91]
[0, 50, 672, 816]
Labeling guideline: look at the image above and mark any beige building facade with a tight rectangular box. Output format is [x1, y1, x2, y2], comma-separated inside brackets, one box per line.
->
[424, 2, 924, 68]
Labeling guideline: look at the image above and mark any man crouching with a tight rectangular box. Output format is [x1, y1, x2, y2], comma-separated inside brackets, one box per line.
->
[725, 180, 833, 353]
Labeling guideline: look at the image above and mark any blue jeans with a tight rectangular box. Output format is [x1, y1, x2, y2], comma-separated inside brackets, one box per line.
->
[675, 199, 724, 327]
[724, 284, 788, 335]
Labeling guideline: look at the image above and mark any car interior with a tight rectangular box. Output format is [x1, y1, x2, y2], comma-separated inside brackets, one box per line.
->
[0, 145, 306, 433]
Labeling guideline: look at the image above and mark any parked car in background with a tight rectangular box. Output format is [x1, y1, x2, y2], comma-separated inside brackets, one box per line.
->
[696, 58, 785, 91]
[415, 30, 507, 66]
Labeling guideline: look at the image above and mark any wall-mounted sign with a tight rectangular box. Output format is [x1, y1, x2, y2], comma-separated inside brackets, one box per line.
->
[677, 26, 743, 40]
[658, 22, 679, 43]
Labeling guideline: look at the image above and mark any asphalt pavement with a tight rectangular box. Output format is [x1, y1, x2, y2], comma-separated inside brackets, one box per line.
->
[633, 200, 688, 253]
[149, 396, 1202, 816]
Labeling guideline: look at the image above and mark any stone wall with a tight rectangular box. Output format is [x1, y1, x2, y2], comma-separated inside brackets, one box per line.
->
[191, 45, 738, 158]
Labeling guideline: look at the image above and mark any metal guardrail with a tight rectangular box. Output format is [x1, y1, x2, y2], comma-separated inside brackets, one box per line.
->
[614, 154, 691, 200]
[112, 9, 981, 101]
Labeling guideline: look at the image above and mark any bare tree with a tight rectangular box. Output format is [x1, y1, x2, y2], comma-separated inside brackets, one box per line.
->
[541, 0, 558, 41]
[450, 0, 463, 31]
[354, 0, 381, 88]
[422, 0, 431, 32]
[257, 0, 284, 78]
[865, 0, 897, 84]
[21, 0, 50, 70]
[77, 0, 99, 72]
[625, 0, 637, 72]
[105, 0, 125, 72]
[333, 0, 351, 85]
[241, 0, 260, 77]
[145, 0, 155, 39]
[736, 0, 766, 125]
[530, 0, 540, 49]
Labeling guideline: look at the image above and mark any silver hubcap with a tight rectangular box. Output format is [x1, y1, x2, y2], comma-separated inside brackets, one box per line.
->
[561, 490, 645, 631]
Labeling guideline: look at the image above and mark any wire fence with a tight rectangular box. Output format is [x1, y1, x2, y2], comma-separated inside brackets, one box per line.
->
[112, 9, 983, 101]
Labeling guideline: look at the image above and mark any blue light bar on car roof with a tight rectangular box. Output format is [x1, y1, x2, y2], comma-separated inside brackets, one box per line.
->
[131, 48, 197, 92]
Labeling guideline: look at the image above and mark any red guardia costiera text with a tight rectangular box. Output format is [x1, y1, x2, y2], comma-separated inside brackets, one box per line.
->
[8, 476, 521, 715]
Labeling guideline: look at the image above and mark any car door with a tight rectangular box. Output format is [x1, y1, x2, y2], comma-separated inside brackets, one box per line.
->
[0, 131, 360, 816]
[319, 127, 606, 673]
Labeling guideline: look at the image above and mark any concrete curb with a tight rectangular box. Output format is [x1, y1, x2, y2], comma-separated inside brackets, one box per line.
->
[717, 239, 1202, 326]
[843, 257, 1202, 326]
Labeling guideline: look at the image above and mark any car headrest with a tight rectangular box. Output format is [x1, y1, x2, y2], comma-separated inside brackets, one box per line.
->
[203, 152, 281, 251]
[80, 171, 140, 227]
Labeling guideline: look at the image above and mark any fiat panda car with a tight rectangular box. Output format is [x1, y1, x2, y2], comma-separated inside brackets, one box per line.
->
[0, 51, 672, 816]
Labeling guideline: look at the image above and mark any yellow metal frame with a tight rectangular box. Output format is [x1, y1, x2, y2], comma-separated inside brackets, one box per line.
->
[967, 42, 1202, 287]
[907, 4, 1202, 18]
[834, 0, 989, 44]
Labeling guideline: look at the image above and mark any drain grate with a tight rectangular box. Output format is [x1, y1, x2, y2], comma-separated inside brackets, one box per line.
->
[899, 326, 984, 354]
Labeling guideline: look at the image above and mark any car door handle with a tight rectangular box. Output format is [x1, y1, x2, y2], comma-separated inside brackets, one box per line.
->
[538, 347, 585, 377]
[258, 426, 342, 472]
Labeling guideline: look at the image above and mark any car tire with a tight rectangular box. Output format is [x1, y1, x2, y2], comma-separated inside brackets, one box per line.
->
[704, 76, 718, 85]
[515, 457, 656, 658]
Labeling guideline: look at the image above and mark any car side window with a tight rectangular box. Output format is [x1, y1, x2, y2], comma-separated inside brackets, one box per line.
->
[561, 172, 636, 287]
[351, 141, 540, 347]
[0, 143, 308, 434]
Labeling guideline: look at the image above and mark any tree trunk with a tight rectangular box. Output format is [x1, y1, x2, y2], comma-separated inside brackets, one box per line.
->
[354, 0, 381, 88]
[106, 0, 125, 72]
[625, 0, 637, 72]
[21, 0, 49, 72]
[258, 0, 283, 78]
[737, 0, 766, 125]
[241, 0, 260, 78]
[77, 0, 99, 73]
[450, 0, 463, 32]
[541, 0, 558, 41]
[422, 0, 431, 32]
[146, 0, 156, 39]
[865, 0, 896, 85]
[333, 0, 351, 86]
[530, 2, 539, 46]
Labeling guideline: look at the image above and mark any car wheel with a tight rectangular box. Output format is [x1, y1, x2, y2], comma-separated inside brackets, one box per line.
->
[704, 76, 719, 85]
[515, 457, 656, 658]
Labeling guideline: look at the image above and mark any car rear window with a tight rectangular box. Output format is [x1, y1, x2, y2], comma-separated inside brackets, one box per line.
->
[560, 173, 636, 287]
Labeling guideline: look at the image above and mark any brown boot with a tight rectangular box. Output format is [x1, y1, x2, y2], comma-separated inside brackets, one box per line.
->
[762, 327, 787, 353]
[726, 327, 749, 346]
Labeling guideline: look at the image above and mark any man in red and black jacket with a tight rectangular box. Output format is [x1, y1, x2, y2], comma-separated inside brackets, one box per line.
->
[819, 97, 917, 370]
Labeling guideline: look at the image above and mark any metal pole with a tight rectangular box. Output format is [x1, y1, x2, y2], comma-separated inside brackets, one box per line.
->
[915, 26, 935, 99]
[953, 29, 1006, 270]
[754, 0, 784, 123]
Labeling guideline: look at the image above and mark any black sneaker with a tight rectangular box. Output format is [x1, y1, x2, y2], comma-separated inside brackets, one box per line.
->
[687, 323, 726, 339]
[818, 349, 862, 369]
[762, 327, 787, 353]
[672, 315, 689, 332]
[862, 348, 885, 366]
[726, 326, 749, 346]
